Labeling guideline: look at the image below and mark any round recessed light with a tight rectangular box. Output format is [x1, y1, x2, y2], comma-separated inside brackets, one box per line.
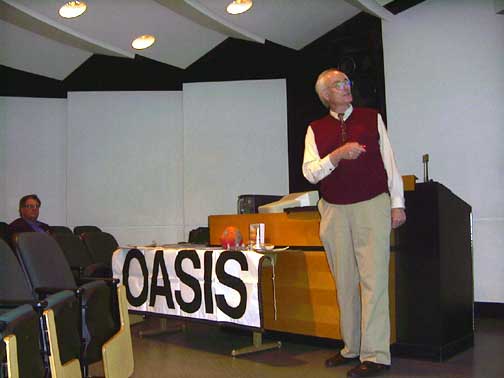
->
[226, 0, 253, 15]
[132, 35, 156, 50]
[59, 1, 87, 19]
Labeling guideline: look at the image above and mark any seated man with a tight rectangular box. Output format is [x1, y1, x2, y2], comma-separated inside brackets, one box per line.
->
[7, 194, 51, 244]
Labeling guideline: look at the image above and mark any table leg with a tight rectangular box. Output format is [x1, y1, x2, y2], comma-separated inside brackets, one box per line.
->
[231, 331, 281, 357]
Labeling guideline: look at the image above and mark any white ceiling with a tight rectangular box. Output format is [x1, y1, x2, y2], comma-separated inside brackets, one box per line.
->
[0, 0, 395, 80]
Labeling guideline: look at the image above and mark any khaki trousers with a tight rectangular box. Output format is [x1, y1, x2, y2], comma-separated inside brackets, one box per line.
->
[318, 193, 391, 365]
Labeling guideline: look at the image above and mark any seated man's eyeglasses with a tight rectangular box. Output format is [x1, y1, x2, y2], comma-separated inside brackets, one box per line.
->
[23, 204, 40, 209]
[330, 79, 352, 90]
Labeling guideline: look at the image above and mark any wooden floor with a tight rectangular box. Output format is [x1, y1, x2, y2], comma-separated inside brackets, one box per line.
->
[93, 316, 504, 378]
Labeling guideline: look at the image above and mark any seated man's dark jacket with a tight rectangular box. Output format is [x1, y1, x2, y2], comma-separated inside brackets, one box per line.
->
[7, 218, 51, 246]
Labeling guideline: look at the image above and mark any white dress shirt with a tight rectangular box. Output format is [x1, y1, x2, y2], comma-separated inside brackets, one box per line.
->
[302, 105, 405, 209]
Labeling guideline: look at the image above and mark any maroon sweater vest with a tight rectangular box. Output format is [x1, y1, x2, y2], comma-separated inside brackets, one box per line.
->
[311, 108, 388, 204]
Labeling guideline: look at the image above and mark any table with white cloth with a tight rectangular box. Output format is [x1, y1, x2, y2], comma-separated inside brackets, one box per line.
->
[112, 245, 281, 355]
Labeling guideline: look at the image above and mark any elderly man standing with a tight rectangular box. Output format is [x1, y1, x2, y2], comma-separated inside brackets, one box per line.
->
[7, 194, 51, 244]
[303, 69, 406, 378]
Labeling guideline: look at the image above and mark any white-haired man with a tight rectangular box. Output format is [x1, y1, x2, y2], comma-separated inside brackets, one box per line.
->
[303, 69, 406, 378]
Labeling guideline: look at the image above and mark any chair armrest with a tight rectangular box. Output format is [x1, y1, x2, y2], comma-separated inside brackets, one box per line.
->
[34, 287, 74, 299]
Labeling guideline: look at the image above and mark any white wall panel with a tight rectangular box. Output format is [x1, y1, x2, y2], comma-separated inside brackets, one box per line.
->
[182, 80, 289, 232]
[382, 0, 504, 301]
[67, 91, 184, 245]
[473, 219, 504, 302]
[0, 97, 66, 225]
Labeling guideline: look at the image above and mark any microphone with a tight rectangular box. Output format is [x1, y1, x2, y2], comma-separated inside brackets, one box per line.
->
[422, 154, 429, 182]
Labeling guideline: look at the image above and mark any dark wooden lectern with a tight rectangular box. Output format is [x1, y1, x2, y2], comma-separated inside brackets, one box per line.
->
[392, 181, 474, 360]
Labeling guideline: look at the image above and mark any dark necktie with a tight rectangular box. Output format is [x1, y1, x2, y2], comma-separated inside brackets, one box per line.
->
[338, 113, 347, 144]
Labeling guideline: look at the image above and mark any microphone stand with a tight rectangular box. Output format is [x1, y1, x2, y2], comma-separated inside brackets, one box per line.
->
[422, 154, 430, 182]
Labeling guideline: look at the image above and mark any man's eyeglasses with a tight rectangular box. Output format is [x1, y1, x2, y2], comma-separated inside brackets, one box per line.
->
[329, 79, 352, 91]
[23, 204, 40, 209]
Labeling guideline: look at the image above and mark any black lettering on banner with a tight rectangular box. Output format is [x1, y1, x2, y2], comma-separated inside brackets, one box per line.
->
[174, 250, 202, 313]
[203, 251, 214, 313]
[149, 250, 175, 308]
[123, 249, 149, 307]
[215, 251, 248, 319]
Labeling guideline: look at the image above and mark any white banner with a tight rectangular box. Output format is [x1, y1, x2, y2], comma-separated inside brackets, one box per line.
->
[112, 247, 268, 329]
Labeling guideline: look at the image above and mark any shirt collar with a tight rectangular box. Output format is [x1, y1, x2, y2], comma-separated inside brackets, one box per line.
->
[330, 104, 353, 121]
[24, 218, 39, 226]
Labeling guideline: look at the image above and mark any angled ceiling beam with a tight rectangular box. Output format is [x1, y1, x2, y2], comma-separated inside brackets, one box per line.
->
[0, 0, 134, 58]
[496, 0, 504, 14]
[155, 0, 265, 44]
[346, 0, 395, 21]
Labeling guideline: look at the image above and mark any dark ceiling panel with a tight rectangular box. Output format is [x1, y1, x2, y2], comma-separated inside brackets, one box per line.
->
[385, 0, 426, 15]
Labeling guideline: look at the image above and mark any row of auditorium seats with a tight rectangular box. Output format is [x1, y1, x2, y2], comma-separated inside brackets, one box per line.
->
[0, 233, 133, 378]
[0, 223, 102, 242]
[0, 222, 117, 280]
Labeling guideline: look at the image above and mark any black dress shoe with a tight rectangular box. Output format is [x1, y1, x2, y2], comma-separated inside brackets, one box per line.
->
[325, 352, 359, 368]
[347, 361, 390, 377]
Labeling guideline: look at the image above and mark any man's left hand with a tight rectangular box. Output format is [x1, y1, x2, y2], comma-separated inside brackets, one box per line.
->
[391, 208, 406, 229]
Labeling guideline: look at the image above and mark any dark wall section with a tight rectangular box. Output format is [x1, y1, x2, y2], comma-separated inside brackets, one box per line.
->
[184, 39, 297, 83]
[0, 65, 66, 98]
[64, 54, 184, 91]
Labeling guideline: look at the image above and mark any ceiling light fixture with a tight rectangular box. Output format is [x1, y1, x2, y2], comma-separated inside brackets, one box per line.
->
[226, 0, 253, 15]
[59, 1, 87, 19]
[132, 35, 156, 50]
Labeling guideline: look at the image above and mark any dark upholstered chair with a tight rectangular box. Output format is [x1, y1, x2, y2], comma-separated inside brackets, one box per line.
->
[13, 233, 77, 296]
[0, 304, 47, 378]
[0, 222, 8, 242]
[80, 232, 119, 268]
[73, 225, 101, 237]
[0, 238, 79, 378]
[53, 233, 112, 279]
[51, 225, 73, 235]
[1, 239, 46, 377]
[12, 232, 133, 378]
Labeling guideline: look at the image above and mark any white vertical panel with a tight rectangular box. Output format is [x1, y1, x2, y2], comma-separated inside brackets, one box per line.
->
[67, 91, 184, 245]
[0, 97, 66, 224]
[182, 79, 289, 232]
[382, 0, 504, 302]
[473, 219, 504, 302]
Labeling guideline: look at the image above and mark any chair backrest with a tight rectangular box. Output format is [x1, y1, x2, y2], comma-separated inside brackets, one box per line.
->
[53, 233, 94, 270]
[13, 233, 77, 293]
[0, 304, 46, 378]
[0, 239, 34, 302]
[74, 225, 101, 237]
[51, 226, 73, 235]
[0, 221, 8, 242]
[80, 232, 119, 267]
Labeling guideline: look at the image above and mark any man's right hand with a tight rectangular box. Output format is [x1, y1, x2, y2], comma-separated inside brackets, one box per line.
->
[329, 142, 366, 166]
